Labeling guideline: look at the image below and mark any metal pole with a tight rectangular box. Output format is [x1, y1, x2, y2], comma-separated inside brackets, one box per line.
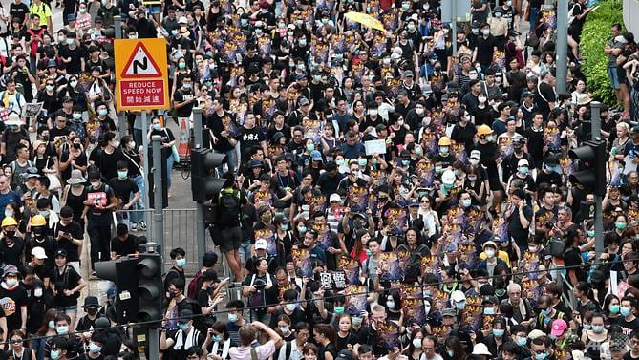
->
[556, 0, 568, 94]
[148, 328, 160, 360]
[141, 112, 150, 209]
[193, 108, 206, 267]
[152, 135, 164, 252]
[452, 0, 458, 56]
[114, 15, 122, 39]
[590, 101, 604, 262]
[114, 15, 126, 138]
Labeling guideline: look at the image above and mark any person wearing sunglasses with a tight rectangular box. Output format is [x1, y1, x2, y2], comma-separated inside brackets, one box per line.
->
[7, 329, 35, 360]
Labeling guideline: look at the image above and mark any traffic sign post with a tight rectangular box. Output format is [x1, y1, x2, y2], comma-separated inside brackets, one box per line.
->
[115, 38, 169, 112]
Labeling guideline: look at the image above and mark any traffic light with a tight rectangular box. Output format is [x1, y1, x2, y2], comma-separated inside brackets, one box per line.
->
[191, 148, 226, 202]
[137, 252, 163, 325]
[95, 257, 139, 324]
[568, 139, 607, 196]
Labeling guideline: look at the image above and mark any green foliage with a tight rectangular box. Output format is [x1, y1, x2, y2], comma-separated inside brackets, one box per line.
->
[581, 0, 624, 105]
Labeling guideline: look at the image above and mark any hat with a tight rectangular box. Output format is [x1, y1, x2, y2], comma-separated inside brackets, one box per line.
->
[298, 96, 310, 106]
[477, 124, 493, 136]
[3, 265, 18, 276]
[441, 170, 456, 185]
[330, 194, 341, 202]
[472, 343, 492, 356]
[6, 114, 22, 126]
[95, 317, 110, 329]
[47, 60, 58, 68]
[482, 241, 498, 249]
[517, 159, 529, 167]
[255, 239, 268, 250]
[336, 349, 353, 360]
[441, 308, 457, 317]
[271, 132, 285, 142]
[31, 247, 48, 260]
[550, 107, 565, 116]
[631, 126, 639, 135]
[528, 329, 546, 339]
[403, 70, 414, 78]
[247, 159, 263, 169]
[178, 16, 188, 24]
[550, 319, 567, 337]
[470, 150, 481, 160]
[522, 91, 534, 98]
[24, 167, 39, 180]
[295, 73, 307, 80]
[310, 150, 322, 161]
[482, 295, 499, 305]
[67, 169, 86, 185]
[84, 296, 99, 308]
[54, 249, 68, 258]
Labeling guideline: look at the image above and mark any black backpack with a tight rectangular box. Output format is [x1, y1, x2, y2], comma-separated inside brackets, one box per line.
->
[216, 189, 240, 226]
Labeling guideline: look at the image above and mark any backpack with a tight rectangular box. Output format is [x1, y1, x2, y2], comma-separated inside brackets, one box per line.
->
[274, 340, 293, 360]
[216, 188, 240, 226]
[187, 270, 204, 299]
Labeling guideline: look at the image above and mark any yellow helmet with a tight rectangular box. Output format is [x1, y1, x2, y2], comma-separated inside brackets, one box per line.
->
[477, 125, 494, 137]
[438, 137, 452, 146]
[1, 217, 17, 228]
[31, 215, 47, 227]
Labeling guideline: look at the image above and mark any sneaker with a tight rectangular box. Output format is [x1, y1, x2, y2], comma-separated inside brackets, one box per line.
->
[130, 222, 138, 231]
[91, 270, 96, 276]
[139, 221, 147, 231]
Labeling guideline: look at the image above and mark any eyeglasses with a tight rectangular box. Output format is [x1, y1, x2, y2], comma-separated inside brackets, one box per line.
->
[187, 355, 200, 359]
[10, 339, 21, 344]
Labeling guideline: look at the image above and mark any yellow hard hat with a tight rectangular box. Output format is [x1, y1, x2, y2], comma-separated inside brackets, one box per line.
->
[31, 215, 47, 227]
[1, 217, 17, 228]
[477, 125, 494, 137]
[438, 137, 452, 146]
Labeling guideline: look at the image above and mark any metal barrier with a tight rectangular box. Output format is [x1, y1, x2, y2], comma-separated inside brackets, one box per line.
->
[113, 208, 218, 275]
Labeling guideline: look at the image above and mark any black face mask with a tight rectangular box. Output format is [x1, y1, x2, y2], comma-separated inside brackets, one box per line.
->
[4, 231, 15, 238]
[74, 143, 81, 149]
[87, 308, 98, 316]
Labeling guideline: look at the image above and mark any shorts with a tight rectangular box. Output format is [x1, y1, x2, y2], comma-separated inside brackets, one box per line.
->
[609, 66, 620, 90]
[58, 306, 77, 312]
[217, 226, 242, 253]
[146, 4, 161, 13]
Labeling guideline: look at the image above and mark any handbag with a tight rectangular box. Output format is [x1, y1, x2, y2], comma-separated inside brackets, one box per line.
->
[171, 144, 180, 163]
[548, 237, 566, 258]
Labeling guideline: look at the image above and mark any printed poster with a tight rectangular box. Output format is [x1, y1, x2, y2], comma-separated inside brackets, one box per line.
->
[378, 252, 402, 282]
[254, 227, 277, 256]
[291, 248, 312, 277]
[338, 257, 360, 285]
[349, 186, 369, 213]
[384, 207, 407, 235]
[376, 322, 400, 350]
[345, 285, 367, 315]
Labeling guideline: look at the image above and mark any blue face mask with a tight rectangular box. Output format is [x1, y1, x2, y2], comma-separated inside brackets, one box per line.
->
[358, 159, 367, 167]
[176, 258, 186, 268]
[483, 307, 495, 315]
[621, 306, 632, 317]
[517, 337, 527, 347]
[402, 160, 410, 166]
[366, 249, 373, 256]
[228, 313, 238, 323]
[280, 223, 289, 231]
[493, 328, 504, 337]
[535, 352, 547, 360]
[178, 323, 189, 331]
[51, 350, 61, 360]
[213, 335, 223, 342]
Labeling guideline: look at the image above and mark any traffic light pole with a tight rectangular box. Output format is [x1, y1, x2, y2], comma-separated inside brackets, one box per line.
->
[193, 108, 206, 267]
[556, 0, 568, 94]
[152, 136, 164, 252]
[148, 328, 160, 360]
[590, 101, 604, 262]
[115, 15, 127, 139]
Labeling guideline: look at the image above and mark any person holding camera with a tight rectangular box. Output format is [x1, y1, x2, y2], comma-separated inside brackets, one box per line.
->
[242, 257, 275, 323]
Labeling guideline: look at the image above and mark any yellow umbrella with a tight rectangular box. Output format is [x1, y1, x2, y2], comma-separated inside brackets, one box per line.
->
[344, 11, 386, 32]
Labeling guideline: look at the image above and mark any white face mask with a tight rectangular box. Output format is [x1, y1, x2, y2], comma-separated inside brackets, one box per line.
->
[34, 288, 43, 297]
[5, 279, 17, 287]
[413, 338, 422, 349]
[485, 249, 496, 258]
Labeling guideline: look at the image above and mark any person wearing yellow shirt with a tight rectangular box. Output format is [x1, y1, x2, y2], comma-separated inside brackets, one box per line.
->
[29, 0, 52, 31]
[479, 240, 511, 272]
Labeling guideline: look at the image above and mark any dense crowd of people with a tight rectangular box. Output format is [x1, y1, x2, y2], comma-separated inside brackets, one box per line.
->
[0, 0, 637, 359]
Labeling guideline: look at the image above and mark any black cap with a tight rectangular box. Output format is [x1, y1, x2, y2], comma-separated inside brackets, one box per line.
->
[84, 296, 99, 308]
[54, 249, 68, 258]
[482, 295, 499, 305]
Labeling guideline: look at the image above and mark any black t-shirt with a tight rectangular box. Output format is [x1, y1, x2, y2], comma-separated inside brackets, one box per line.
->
[476, 35, 497, 66]
[172, 88, 196, 118]
[51, 265, 82, 307]
[108, 178, 139, 205]
[58, 45, 85, 74]
[10, 3, 30, 24]
[86, 183, 116, 226]
[53, 221, 84, 262]
[564, 246, 587, 282]
[97, 149, 124, 182]
[239, 126, 266, 158]
[206, 112, 237, 152]
[0, 239, 23, 267]
[0, 285, 25, 331]
[110, 235, 139, 258]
